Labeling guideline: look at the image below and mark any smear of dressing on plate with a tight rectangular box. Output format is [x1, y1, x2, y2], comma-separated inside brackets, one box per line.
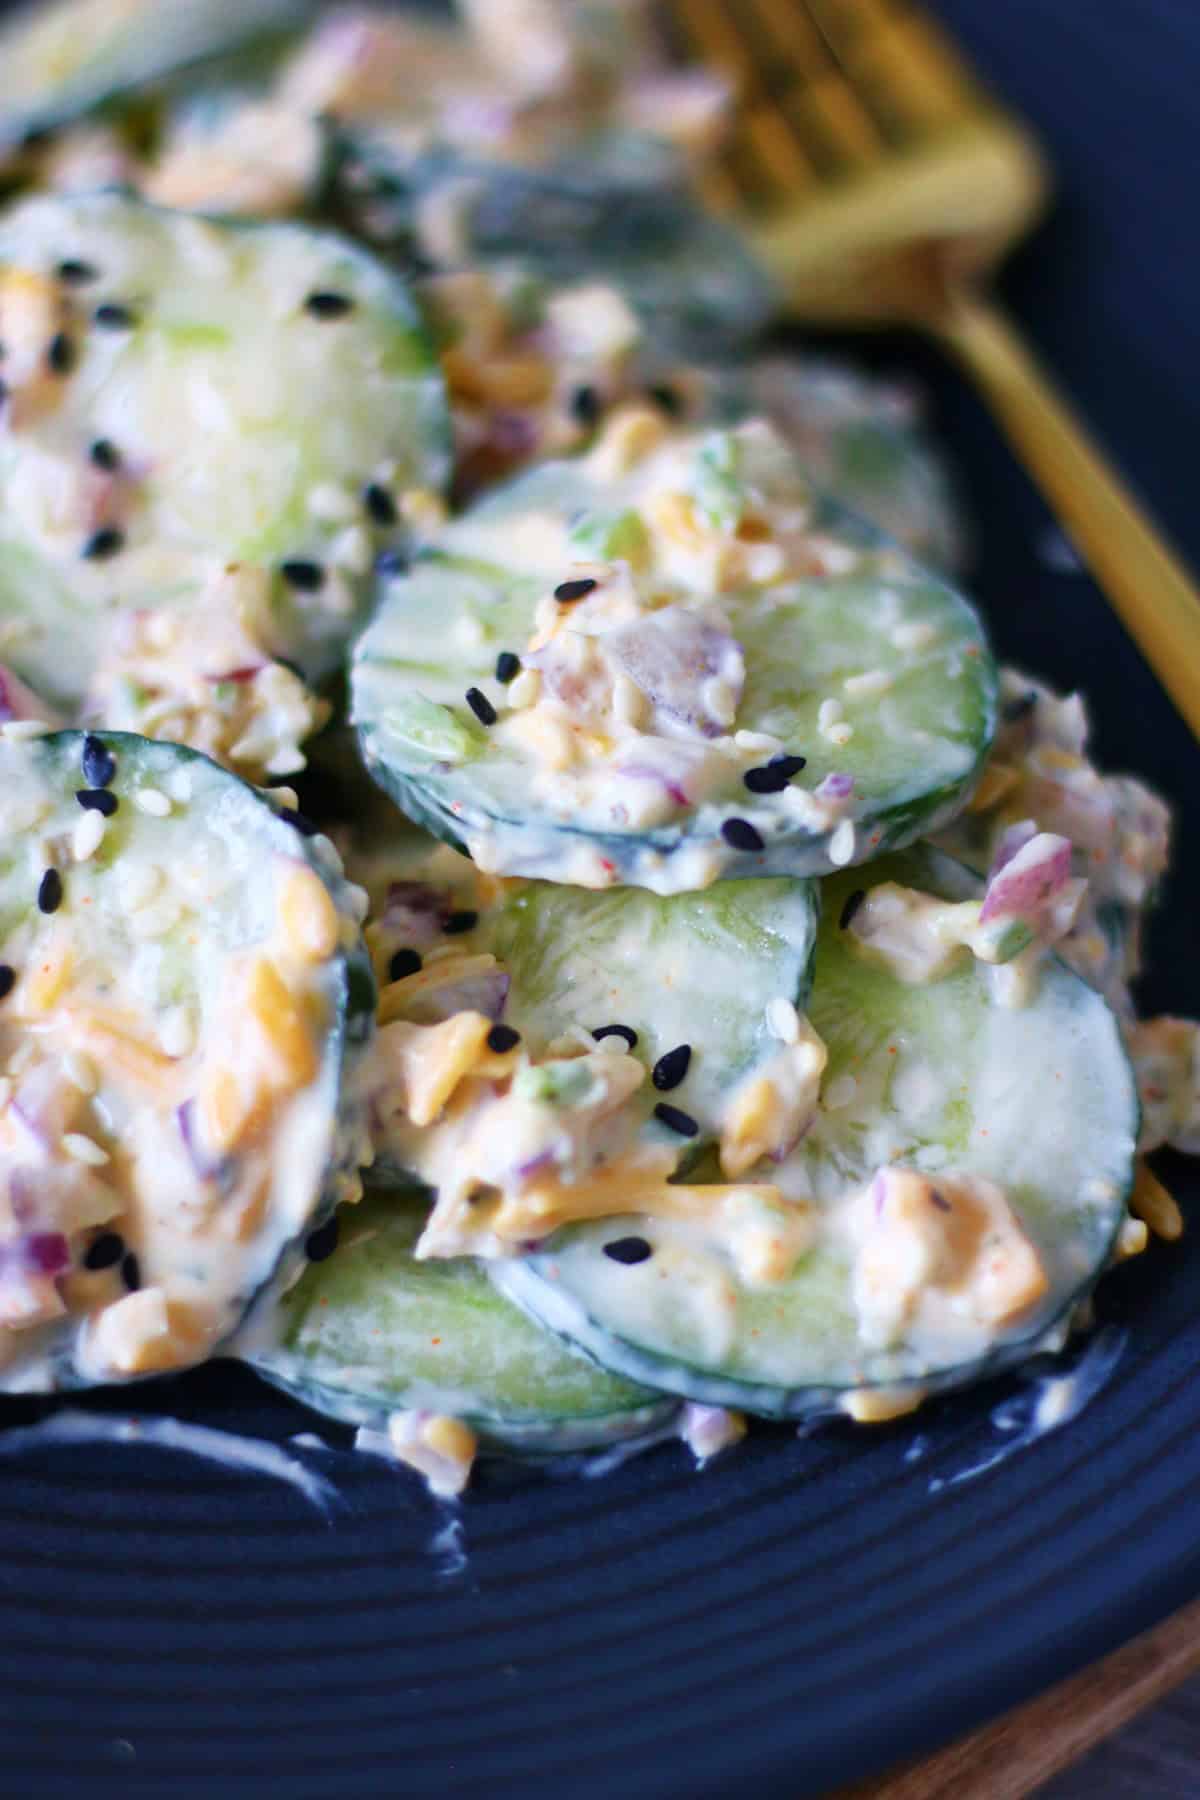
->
[0, 1410, 340, 1513]
[928, 1325, 1127, 1493]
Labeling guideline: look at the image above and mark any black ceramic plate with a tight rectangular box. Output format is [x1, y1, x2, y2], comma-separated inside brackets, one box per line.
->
[2, 3, 1199, 1796]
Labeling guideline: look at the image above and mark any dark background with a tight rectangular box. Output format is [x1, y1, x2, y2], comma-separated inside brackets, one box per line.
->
[0, 2, 1198, 1797]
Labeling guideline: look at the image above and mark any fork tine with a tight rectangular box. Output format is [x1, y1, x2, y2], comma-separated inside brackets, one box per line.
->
[802, 0, 989, 134]
[751, 0, 891, 165]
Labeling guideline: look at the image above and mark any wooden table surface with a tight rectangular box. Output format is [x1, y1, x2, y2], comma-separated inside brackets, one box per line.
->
[834, 1596, 1200, 1798]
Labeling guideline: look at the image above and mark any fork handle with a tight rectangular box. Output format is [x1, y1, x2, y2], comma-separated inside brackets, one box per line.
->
[933, 292, 1200, 739]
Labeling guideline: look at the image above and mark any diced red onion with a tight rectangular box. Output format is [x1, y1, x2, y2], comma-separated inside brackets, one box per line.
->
[816, 772, 855, 801]
[409, 967, 510, 1025]
[989, 818, 1039, 878]
[607, 607, 745, 738]
[980, 831, 1073, 924]
[23, 1232, 69, 1275]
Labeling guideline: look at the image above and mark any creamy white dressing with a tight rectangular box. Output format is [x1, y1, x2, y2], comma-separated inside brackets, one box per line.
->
[0, 1408, 340, 1511]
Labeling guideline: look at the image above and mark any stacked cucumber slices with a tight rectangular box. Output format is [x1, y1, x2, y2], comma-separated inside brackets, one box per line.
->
[0, 0, 1165, 1488]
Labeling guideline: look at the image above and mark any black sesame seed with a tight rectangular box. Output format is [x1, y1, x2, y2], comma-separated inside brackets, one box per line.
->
[487, 1024, 521, 1054]
[647, 382, 682, 416]
[89, 438, 121, 472]
[388, 947, 422, 981]
[83, 1232, 124, 1272]
[0, 965, 14, 1000]
[603, 1235, 653, 1266]
[495, 650, 520, 684]
[554, 577, 597, 603]
[278, 805, 318, 837]
[37, 868, 62, 914]
[81, 526, 124, 561]
[46, 332, 76, 375]
[839, 887, 866, 931]
[121, 1251, 141, 1292]
[76, 788, 118, 816]
[1003, 690, 1038, 724]
[81, 733, 115, 788]
[92, 303, 136, 331]
[465, 686, 497, 726]
[569, 384, 601, 427]
[743, 753, 807, 795]
[304, 291, 354, 319]
[654, 1101, 699, 1138]
[304, 1216, 340, 1262]
[56, 259, 98, 286]
[363, 481, 397, 526]
[444, 910, 479, 935]
[652, 1043, 692, 1091]
[721, 817, 765, 853]
[280, 559, 325, 591]
[592, 1024, 638, 1050]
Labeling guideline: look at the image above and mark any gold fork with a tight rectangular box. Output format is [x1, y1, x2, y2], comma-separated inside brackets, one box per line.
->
[664, 0, 1200, 739]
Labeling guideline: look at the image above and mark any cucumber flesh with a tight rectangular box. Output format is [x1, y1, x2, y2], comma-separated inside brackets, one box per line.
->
[0, 729, 373, 1392]
[353, 421, 996, 892]
[348, 811, 818, 1168]
[0, 191, 449, 709]
[250, 1189, 674, 1455]
[0, 0, 313, 148]
[495, 847, 1138, 1416]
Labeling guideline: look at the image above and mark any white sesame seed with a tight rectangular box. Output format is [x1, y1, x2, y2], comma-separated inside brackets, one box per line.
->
[72, 809, 106, 861]
[765, 996, 801, 1044]
[455, 614, 485, 649]
[158, 1007, 195, 1059]
[0, 720, 50, 740]
[734, 729, 783, 753]
[129, 900, 181, 940]
[133, 788, 171, 817]
[829, 820, 856, 867]
[891, 619, 939, 652]
[702, 675, 739, 727]
[63, 1052, 98, 1095]
[843, 669, 894, 700]
[508, 669, 541, 710]
[828, 722, 855, 747]
[817, 697, 843, 733]
[307, 482, 356, 524]
[332, 524, 372, 577]
[823, 1073, 859, 1110]
[62, 1132, 109, 1166]
[118, 863, 163, 909]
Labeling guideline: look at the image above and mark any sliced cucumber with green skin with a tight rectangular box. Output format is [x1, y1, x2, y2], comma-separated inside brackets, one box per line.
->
[0, 0, 314, 149]
[329, 129, 775, 355]
[347, 806, 817, 1168]
[0, 190, 450, 710]
[0, 729, 373, 1392]
[495, 847, 1138, 1417]
[352, 434, 996, 893]
[480, 875, 819, 1147]
[250, 1189, 675, 1455]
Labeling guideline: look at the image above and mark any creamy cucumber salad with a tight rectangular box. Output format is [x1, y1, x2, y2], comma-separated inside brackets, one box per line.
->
[0, 0, 1191, 1496]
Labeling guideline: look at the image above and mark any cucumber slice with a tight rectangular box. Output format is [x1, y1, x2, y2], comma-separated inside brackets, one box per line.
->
[0, 0, 313, 148]
[250, 1189, 674, 1455]
[353, 424, 996, 893]
[346, 809, 817, 1167]
[495, 847, 1138, 1416]
[329, 129, 774, 355]
[480, 875, 819, 1147]
[0, 729, 373, 1392]
[0, 190, 449, 709]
